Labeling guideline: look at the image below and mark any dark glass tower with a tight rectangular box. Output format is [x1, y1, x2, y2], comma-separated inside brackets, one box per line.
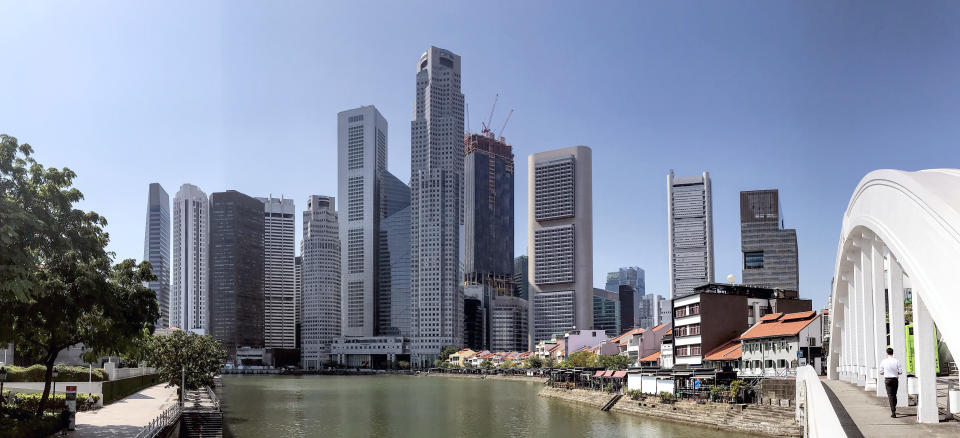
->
[144, 183, 171, 328]
[209, 190, 266, 364]
[740, 190, 799, 291]
[464, 132, 514, 278]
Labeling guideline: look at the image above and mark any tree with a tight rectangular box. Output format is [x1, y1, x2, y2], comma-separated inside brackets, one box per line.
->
[597, 354, 632, 370]
[480, 359, 495, 370]
[543, 357, 557, 368]
[524, 356, 544, 369]
[438, 345, 460, 362]
[149, 331, 226, 392]
[500, 359, 517, 369]
[0, 136, 160, 414]
[564, 351, 598, 368]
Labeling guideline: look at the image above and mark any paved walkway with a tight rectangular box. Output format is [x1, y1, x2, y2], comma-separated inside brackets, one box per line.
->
[821, 378, 960, 437]
[66, 384, 178, 437]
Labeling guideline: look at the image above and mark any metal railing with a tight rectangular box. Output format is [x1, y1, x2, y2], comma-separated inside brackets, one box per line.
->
[133, 402, 181, 438]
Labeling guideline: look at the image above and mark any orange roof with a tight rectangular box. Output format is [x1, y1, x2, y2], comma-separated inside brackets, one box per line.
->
[703, 337, 742, 361]
[742, 311, 819, 339]
[610, 328, 644, 344]
[639, 351, 660, 362]
[651, 323, 670, 332]
[545, 343, 561, 352]
[665, 329, 673, 336]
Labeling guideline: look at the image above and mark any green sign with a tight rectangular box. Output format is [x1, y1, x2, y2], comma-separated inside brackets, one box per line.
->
[904, 323, 939, 374]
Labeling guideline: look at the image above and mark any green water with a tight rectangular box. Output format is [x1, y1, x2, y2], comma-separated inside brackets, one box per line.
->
[219, 375, 749, 438]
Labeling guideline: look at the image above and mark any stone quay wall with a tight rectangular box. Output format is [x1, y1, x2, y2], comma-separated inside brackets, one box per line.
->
[539, 387, 801, 437]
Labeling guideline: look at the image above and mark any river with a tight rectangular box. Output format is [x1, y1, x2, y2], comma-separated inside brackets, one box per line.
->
[219, 375, 749, 437]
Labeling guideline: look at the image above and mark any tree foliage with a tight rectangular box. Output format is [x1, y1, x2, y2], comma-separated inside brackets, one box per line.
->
[499, 359, 517, 369]
[0, 135, 160, 415]
[562, 351, 598, 368]
[480, 359, 495, 370]
[438, 345, 460, 362]
[147, 331, 226, 392]
[523, 356, 544, 369]
[597, 354, 632, 370]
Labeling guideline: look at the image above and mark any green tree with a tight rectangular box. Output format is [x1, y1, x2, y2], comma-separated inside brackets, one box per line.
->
[500, 359, 517, 369]
[543, 357, 557, 368]
[148, 331, 226, 392]
[564, 351, 598, 368]
[524, 356, 544, 369]
[438, 345, 460, 362]
[597, 354, 632, 370]
[480, 359, 495, 370]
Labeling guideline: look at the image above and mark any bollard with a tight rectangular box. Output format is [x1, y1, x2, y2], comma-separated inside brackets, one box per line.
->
[907, 376, 918, 395]
[950, 390, 960, 415]
[65, 385, 77, 431]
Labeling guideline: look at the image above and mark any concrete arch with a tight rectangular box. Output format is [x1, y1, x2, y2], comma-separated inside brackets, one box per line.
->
[828, 169, 960, 423]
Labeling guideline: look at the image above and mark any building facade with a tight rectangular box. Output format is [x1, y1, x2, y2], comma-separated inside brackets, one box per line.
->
[667, 171, 714, 299]
[593, 288, 621, 338]
[464, 131, 514, 278]
[301, 195, 340, 369]
[513, 255, 529, 300]
[604, 266, 645, 297]
[409, 47, 465, 365]
[378, 171, 411, 337]
[209, 191, 265, 364]
[491, 296, 529, 352]
[740, 190, 799, 291]
[618, 285, 637, 331]
[259, 196, 296, 350]
[171, 183, 209, 334]
[143, 183, 170, 329]
[338, 106, 388, 337]
[528, 146, 593, 347]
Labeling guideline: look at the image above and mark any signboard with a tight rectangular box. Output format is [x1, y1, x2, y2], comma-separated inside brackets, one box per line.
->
[905, 323, 940, 374]
[694, 379, 701, 389]
[65, 385, 77, 431]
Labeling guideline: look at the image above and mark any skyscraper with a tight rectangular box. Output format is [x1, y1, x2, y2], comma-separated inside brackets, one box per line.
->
[378, 172, 411, 337]
[259, 196, 297, 350]
[300, 195, 340, 369]
[528, 146, 593, 347]
[513, 255, 529, 300]
[209, 190, 265, 364]
[667, 171, 714, 299]
[295, 255, 302, 350]
[171, 183, 209, 334]
[464, 131, 514, 278]
[410, 46, 465, 366]
[338, 106, 388, 337]
[491, 295, 528, 352]
[740, 190, 799, 291]
[604, 267, 645, 297]
[593, 288, 621, 338]
[143, 183, 170, 329]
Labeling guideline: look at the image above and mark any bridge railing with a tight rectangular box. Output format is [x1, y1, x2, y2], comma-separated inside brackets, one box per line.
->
[133, 401, 181, 438]
[795, 365, 845, 438]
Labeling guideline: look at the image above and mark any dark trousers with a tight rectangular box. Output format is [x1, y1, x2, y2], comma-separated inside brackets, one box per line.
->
[885, 377, 899, 414]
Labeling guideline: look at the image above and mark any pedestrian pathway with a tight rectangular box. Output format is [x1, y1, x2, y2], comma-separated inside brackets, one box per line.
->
[66, 383, 178, 437]
[821, 378, 960, 437]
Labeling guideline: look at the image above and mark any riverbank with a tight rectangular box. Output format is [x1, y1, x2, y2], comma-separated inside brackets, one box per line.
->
[422, 373, 548, 383]
[538, 387, 801, 437]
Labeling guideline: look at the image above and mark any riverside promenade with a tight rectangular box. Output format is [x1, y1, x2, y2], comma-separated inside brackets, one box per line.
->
[67, 384, 177, 437]
[822, 378, 960, 437]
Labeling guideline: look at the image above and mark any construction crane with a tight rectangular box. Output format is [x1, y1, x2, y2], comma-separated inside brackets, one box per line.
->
[482, 93, 499, 134]
[498, 109, 514, 140]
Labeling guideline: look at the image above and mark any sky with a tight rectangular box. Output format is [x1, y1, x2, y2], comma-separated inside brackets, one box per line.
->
[2, 1, 959, 310]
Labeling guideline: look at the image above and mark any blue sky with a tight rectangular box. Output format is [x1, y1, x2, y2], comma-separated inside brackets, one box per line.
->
[2, 1, 958, 310]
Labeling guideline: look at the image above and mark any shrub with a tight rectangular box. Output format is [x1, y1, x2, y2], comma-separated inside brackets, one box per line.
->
[729, 379, 745, 401]
[2, 365, 107, 382]
[11, 393, 100, 413]
[709, 384, 728, 401]
[627, 389, 643, 400]
[0, 412, 63, 438]
[658, 391, 675, 404]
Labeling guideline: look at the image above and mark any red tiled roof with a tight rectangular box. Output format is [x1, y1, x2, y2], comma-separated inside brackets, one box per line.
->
[639, 351, 660, 362]
[612, 371, 627, 378]
[651, 323, 670, 332]
[610, 328, 644, 344]
[703, 337, 742, 361]
[742, 311, 819, 339]
[665, 329, 673, 336]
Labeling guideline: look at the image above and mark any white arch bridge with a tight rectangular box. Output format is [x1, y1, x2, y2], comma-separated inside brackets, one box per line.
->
[798, 169, 960, 435]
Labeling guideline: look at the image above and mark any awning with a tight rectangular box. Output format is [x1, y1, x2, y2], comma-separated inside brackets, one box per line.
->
[602, 370, 614, 377]
[612, 371, 627, 378]
[593, 371, 605, 377]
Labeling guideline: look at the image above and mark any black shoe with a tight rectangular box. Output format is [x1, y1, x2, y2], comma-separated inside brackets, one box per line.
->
[890, 413, 896, 418]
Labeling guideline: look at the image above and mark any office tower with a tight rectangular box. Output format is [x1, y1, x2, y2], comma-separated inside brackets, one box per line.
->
[604, 267, 645, 297]
[513, 255, 529, 300]
[528, 146, 593, 346]
[171, 183, 209, 334]
[463, 292, 485, 351]
[143, 183, 171, 328]
[464, 131, 514, 278]
[410, 46, 465, 365]
[491, 296, 529, 352]
[301, 195, 340, 369]
[295, 255, 302, 350]
[258, 196, 297, 350]
[378, 172, 411, 337]
[638, 293, 669, 329]
[592, 288, 621, 338]
[338, 106, 388, 337]
[618, 285, 637, 331]
[740, 190, 799, 291]
[209, 191, 265, 364]
[667, 171, 714, 299]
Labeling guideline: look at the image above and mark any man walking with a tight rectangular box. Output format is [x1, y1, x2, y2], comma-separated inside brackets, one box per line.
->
[879, 347, 904, 417]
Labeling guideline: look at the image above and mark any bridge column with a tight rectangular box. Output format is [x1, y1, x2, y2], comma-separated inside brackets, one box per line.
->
[828, 282, 844, 380]
[851, 254, 865, 386]
[872, 243, 887, 397]
[887, 253, 907, 407]
[857, 240, 877, 391]
[841, 276, 853, 382]
[914, 292, 938, 423]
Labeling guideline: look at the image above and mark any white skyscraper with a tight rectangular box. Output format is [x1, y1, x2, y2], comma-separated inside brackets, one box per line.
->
[528, 146, 594, 347]
[410, 46, 465, 366]
[338, 106, 388, 337]
[171, 183, 209, 334]
[259, 196, 296, 349]
[667, 171, 715, 299]
[301, 195, 340, 369]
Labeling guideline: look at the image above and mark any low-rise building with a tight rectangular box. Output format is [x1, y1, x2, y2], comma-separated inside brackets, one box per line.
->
[448, 348, 477, 367]
[660, 329, 674, 369]
[331, 336, 409, 369]
[739, 311, 823, 377]
[702, 337, 742, 373]
[563, 329, 608, 359]
[626, 323, 670, 363]
[638, 351, 661, 367]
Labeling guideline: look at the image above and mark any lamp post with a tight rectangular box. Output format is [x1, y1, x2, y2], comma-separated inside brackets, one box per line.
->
[1, 366, 7, 405]
[52, 368, 59, 401]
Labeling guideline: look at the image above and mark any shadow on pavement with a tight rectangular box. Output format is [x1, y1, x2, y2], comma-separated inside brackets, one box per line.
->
[821, 381, 866, 438]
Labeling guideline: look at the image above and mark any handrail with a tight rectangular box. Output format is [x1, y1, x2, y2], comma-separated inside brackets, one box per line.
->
[133, 401, 182, 438]
[795, 365, 845, 438]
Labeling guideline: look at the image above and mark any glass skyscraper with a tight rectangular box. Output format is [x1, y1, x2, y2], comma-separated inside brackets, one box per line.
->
[143, 183, 170, 329]
[667, 171, 715, 299]
[740, 190, 799, 291]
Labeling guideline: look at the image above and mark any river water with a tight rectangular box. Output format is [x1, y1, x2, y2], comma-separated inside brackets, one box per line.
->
[219, 375, 748, 438]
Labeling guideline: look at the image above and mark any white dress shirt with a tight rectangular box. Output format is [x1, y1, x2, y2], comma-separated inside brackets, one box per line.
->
[879, 356, 903, 378]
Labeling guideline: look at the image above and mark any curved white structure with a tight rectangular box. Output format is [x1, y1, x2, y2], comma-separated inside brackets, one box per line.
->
[827, 169, 960, 423]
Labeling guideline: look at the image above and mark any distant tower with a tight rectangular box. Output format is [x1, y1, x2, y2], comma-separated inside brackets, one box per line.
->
[409, 46, 465, 366]
[259, 196, 297, 350]
[143, 183, 170, 329]
[300, 195, 340, 369]
[667, 171, 714, 299]
[740, 190, 799, 291]
[528, 146, 593, 347]
[171, 183, 209, 334]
